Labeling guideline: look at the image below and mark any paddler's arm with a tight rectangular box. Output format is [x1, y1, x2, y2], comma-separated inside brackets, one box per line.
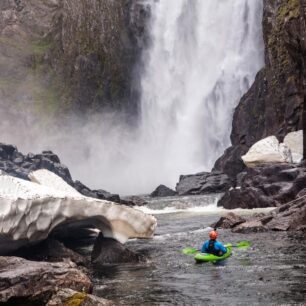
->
[216, 241, 227, 254]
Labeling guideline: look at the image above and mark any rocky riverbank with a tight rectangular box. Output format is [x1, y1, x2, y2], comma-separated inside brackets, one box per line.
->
[213, 0, 306, 179]
[0, 143, 139, 206]
[0, 143, 156, 305]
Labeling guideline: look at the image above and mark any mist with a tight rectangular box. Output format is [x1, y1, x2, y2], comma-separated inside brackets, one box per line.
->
[0, 0, 264, 195]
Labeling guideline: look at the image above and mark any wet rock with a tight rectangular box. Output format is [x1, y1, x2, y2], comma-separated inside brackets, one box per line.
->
[218, 164, 306, 209]
[14, 238, 87, 266]
[151, 184, 177, 197]
[93, 189, 121, 203]
[212, 213, 246, 229]
[218, 187, 277, 209]
[176, 171, 232, 195]
[46, 288, 114, 306]
[0, 256, 92, 304]
[226, 190, 306, 233]
[121, 195, 148, 206]
[91, 233, 145, 265]
[232, 220, 267, 233]
[265, 195, 306, 231]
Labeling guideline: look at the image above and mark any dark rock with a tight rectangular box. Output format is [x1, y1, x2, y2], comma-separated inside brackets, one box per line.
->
[218, 164, 306, 209]
[232, 220, 267, 233]
[0, 256, 92, 304]
[93, 189, 121, 203]
[212, 213, 246, 229]
[12, 157, 23, 165]
[223, 189, 306, 233]
[0, 144, 125, 205]
[176, 171, 232, 195]
[42, 151, 61, 163]
[120, 195, 148, 206]
[0, 144, 17, 160]
[13, 238, 87, 266]
[218, 187, 276, 209]
[91, 233, 145, 265]
[151, 184, 176, 197]
[213, 145, 248, 182]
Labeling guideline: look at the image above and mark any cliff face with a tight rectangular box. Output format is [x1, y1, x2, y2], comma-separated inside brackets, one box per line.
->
[0, 0, 149, 119]
[214, 0, 306, 179]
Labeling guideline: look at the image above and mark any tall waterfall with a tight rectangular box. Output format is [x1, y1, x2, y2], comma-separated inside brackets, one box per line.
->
[1, 0, 264, 195]
[131, 0, 264, 193]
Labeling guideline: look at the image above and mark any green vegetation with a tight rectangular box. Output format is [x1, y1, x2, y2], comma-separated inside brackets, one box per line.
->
[267, 0, 301, 77]
[64, 292, 87, 306]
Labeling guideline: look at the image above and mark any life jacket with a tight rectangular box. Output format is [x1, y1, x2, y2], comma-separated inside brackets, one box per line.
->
[207, 240, 220, 256]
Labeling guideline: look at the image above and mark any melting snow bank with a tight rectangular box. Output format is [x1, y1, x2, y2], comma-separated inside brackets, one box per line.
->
[0, 169, 156, 255]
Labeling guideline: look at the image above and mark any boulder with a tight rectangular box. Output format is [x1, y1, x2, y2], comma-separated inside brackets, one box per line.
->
[232, 220, 267, 233]
[218, 191, 306, 233]
[92, 189, 121, 203]
[0, 143, 127, 205]
[241, 136, 292, 167]
[265, 195, 306, 231]
[0, 144, 73, 184]
[14, 238, 87, 266]
[212, 213, 246, 229]
[218, 164, 306, 209]
[91, 233, 144, 265]
[120, 195, 148, 206]
[283, 130, 303, 163]
[176, 171, 232, 195]
[0, 170, 156, 254]
[46, 289, 114, 306]
[150, 184, 176, 197]
[218, 187, 277, 209]
[0, 256, 92, 304]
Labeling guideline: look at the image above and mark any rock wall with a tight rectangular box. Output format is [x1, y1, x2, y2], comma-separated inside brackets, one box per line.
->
[214, 0, 306, 179]
[0, 0, 150, 119]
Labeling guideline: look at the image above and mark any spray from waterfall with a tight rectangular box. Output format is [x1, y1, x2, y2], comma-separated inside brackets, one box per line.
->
[0, 0, 264, 195]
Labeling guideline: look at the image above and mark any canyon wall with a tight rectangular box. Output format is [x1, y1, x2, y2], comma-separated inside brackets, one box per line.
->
[214, 0, 306, 179]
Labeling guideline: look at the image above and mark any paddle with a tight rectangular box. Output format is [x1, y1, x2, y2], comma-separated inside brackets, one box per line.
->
[182, 241, 251, 255]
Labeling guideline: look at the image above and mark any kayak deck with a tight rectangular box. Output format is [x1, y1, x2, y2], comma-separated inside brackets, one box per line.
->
[194, 246, 232, 263]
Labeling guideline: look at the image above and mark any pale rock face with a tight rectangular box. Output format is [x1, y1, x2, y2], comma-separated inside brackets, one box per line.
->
[242, 136, 292, 167]
[283, 130, 303, 163]
[0, 171, 156, 255]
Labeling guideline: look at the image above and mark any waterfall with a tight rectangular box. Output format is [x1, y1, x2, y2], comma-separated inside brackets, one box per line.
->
[1, 0, 264, 195]
[131, 0, 264, 193]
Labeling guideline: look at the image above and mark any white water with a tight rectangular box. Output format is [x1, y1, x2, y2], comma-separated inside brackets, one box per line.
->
[135, 0, 264, 193]
[135, 194, 274, 216]
[1, 0, 264, 195]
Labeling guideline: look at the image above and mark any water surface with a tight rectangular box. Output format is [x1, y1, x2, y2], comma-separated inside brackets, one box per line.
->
[92, 196, 306, 305]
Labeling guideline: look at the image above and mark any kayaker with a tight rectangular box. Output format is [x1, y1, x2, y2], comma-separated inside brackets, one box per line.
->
[201, 230, 227, 256]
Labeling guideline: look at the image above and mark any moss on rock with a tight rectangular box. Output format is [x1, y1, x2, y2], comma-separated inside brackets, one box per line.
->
[64, 292, 87, 306]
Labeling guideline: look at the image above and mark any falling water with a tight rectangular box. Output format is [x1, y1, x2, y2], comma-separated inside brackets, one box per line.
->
[132, 0, 264, 193]
[1, 0, 264, 195]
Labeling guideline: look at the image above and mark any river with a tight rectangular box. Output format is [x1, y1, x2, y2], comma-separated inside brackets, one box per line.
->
[89, 195, 306, 305]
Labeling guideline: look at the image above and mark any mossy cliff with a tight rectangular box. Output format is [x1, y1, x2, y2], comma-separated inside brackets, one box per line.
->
[0, 0, 149, 121]
[214, 0, 306, 179]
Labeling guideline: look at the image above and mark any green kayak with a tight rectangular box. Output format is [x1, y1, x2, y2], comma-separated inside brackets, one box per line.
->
[194, 246, 232, 263]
